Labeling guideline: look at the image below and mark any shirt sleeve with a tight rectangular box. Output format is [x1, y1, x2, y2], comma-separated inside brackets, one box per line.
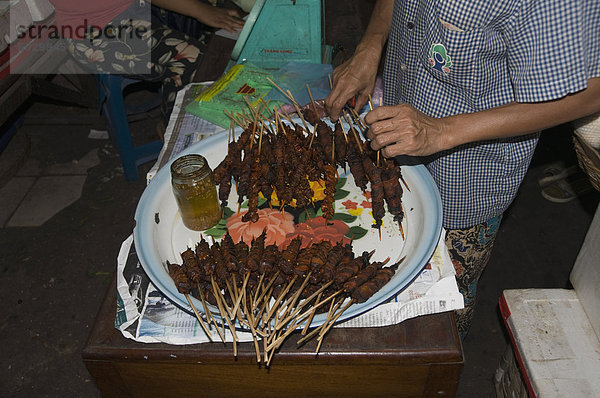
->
[507, 0, 600, 103]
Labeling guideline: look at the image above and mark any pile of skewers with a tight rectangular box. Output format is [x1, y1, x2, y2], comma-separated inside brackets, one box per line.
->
[213, 85, 407, 236]
[168, 232, 401, 366]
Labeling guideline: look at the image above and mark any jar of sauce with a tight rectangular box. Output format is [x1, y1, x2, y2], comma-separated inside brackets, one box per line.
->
[171, 154, 221, 231]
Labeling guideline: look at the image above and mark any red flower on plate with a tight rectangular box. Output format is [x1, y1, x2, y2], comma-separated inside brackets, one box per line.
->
[283, 216, 351, 248]
[342, 199, 358, 210]
[226, 208, 295, 247]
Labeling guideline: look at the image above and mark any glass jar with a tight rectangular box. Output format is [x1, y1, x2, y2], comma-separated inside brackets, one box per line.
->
[171, 154, 221, 231]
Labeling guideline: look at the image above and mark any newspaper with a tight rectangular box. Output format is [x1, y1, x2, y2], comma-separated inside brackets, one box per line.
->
[115, 231, 464, 344]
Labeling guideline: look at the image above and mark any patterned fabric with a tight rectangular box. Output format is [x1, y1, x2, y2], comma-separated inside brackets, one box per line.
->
[383, 0, 600, 229]
[445, 215, 502, 338]
[65, 1, 209, 118]
[50, 0, 133, 38]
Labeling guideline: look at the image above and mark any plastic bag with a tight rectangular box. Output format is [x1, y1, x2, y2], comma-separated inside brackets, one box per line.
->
[185, 63, 279, 128]
[264, 62, 333, 107]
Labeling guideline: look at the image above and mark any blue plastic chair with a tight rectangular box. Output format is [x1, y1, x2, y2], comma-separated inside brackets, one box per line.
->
[96, 74, 163, 181]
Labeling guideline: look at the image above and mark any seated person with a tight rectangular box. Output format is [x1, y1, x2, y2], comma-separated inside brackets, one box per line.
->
[49, 0, 244, 124]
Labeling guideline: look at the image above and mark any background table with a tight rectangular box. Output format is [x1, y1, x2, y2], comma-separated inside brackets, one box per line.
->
[83, 275, 463, 397]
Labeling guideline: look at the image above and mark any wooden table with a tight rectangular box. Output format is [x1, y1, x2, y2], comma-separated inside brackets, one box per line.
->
[83, 275, 463, 397]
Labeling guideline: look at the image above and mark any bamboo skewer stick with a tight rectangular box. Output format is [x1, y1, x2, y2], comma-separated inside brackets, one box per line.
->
[343, 110, 364, 154]
[315, 299, 356, 353]
[210, 276, 238, 356]
[275, 279, 334, 331]
[253, 275, 279, 324]
[306, 83, 320, 119]
[312, 298, 344, 353]
[276, 272, 312, 329]
[185, 294, 213, 339]
[287, 89, 311, 134]
[228, 120, 232, 146]
[365, 95, 381, 167]
[323, 298, 342, 328]
[239, 108, 252, 127]
[350, 107, 368, 133]
[367, 95, 375, 111]
[267, 310, 312, 353]
[274, 110, 287, 134]
[337, 120, 349, 143]
[241, 288, 262, 364]
[294, 289, 345, 346]
[249, 116, 257, 149]
[266, 77, 294, 103]
[308, 122, 317, 149]
[297, 299, 336, 346]
[260, 98, 276, 118]
[293, 285, 342, 322]
[265, 276, 298, 322]
[255, 272, 280, 308]
[224, 109, 245, 129]
[280, 107, 294, 124]
[258, 122, 265, 159]
[252, 273, 265, 306]
[230, 273, 250, 320]
[302, 292, 322, 335]
[400, 175, 411, 192]
[224, 278, 237, 317]
[198, 284, 226, 343]
[331, 134, 336, 164]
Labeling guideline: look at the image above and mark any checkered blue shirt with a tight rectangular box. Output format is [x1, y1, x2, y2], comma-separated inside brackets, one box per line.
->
[383, 0, 600, 229]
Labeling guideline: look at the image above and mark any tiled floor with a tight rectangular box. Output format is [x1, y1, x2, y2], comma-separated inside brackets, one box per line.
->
[1, 143, 99, 227]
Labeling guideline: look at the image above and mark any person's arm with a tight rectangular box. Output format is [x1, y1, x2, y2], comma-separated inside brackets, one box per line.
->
[151, 0, 244, 32]
[324, 0, 394, 121]
[366, 77, 600, 157]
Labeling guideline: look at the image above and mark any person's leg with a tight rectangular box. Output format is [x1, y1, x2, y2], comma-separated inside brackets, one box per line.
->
[444, 215, 502, 339]
[65, 17, 206, 120]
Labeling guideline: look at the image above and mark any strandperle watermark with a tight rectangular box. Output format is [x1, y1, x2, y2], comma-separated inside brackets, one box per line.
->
[9, 15, 152, 75]
[16, 19, 149, 42]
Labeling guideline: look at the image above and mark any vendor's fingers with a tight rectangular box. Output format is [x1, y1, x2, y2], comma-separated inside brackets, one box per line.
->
[226, 9, 243, 18]
[379, 142, 407, 158]
[354, 92, 370, 114]
[325, 88, 353, 121]
[371, 124, 435, 157]
[224, 17, 245, 32]
[325, 62, 363, 120]
[364, 105, 405, 125]
[366, 114, 401, 141]
[369, 130, 401, 151]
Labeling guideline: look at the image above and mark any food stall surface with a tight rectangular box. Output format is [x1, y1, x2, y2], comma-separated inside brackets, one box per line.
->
[1, 1, 599, 397]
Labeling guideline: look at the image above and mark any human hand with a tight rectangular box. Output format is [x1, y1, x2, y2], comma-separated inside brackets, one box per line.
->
[324, 48, 380, 122]
[365, 104, 448, 157]
[198, 6, 245, 33]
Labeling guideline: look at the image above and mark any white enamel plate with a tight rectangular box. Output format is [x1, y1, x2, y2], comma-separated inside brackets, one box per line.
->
[134, 121, 442, 329]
